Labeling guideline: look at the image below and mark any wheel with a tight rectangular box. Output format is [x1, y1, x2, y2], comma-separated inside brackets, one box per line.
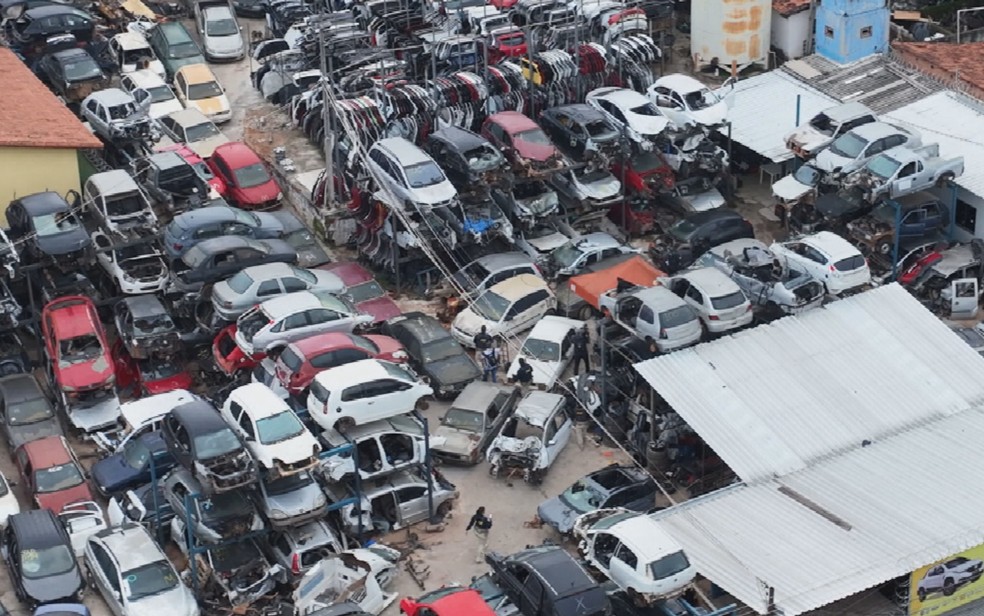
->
[943, 578, 956, 596]
[578, 305, 594, 321]
[489, 464, 500, 478]
[938, 172, 955, 188]
[918, 588, 927, 602]
[414, 398, 430, 411]
[544, 307, 557, 316]
[436, 501, 452, 517]
[523, 468, 533, 484]
[335, 416, 356, 432]
[876, 239, 892, 255]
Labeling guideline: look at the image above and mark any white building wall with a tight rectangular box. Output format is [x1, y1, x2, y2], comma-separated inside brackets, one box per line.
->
[771, 9, 813, 60]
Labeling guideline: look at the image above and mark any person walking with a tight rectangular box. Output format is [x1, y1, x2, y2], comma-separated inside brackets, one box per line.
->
[481, 347, 499, 383]
[571, 325, 590, 375]
[466, 506, 493, 563]
[511, 357, 534, 390]
[473, 325, 492, 351]
[572, 401, 591, 449]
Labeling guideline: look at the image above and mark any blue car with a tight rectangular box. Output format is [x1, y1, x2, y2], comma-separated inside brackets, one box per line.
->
[34, 605, 90, 616]
[162, 205, 302, 259]
[90, 431, 176, 497]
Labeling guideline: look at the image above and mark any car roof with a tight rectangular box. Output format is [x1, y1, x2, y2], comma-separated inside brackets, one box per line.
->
[526, 315, 580, 343]
[572, 232, 621, 251]
[157, 21, 194, 41]
[821, 101, 873, 122]
[590, 86, 647, 106]
[7, 509, 65, 547]
[450, 381, 515, 412]
[895, 190, 941, 208]
[14, 191, 69, 215]
[120, 389, 197, 427]
[172, 205, 241, 227]
[515, 391, 564, 426]
[488, 110, 538, 132]
[261, 289, 349, 317]
[203, 4, 234, 16]
[289, 331, 358, 356]
[631, 286, 691, 312]
[21, 435, 71, 467]
[486, 273, 549, 300]
[546, 103, 606, 123]
[147, 151, 187, 172]
[388, 311, 450, 344]
[708, 238, 771, 258]
[125, 68, 166, 87]
[171, 400, 227, 432]
[175, 63, 216, 83]
[612, 514, 687, 561]
[312, 359, 402, 385]
[518, 547, 596, 597]
[240, 262, 298, 279]
[798, 230, 862, 260]
[87, 169, 140, 196]
[93, 524, 165, 572]
[682, 208, 744, 225]
[430, 125, 489, 151]
[653, 73, 705, 94]
[0, 374, 44, 403]
[322, 415, 422, 443]
[319, 261, 372, 285]
[52, 47, 92, 61]
[45, 296, 98, 340]
[374, 137, 431, 165]
[192, 236, 268, 255]
[113, 31, 151, 49]
[122, 294, 169, 319]
[213, 142, 260, 166]
[227, 383, 290, 418]
[88, 88, 134, 107]
[166, 107, 212, 128]
[471, 251, 533, 271]
[25, 4, 89, 17]
[846, 121, 903, 140]
[678, 267, 742, 295]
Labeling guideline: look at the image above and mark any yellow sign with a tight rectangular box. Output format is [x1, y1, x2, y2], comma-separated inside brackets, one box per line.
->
[910, 545, 984, 616]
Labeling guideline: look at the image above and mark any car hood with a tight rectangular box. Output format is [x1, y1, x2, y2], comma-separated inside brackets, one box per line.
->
[514, 140, 558, 163]
[36, 229, 90, 256]
[410, 180, 458, 206]
[205, 33, 243, 54]
[508, 357, 557, 386]
[536, 495, 581, 533]
[8, 418, 61, 450]
[149, 99, 185, 120]
[690, 102, 728, 127]
[684, 189, 725, 212]
[813, 148, 853, 173]
[785, 127, 830, 156]
[429, 355, 481, 386]
[90, 453, 137, 493]
[626, 111, 670, 136]
[254, 211, 302, 236]
[577, 175, 621, 200]
[236, 179, 280, 205]
[772, 173, 813, 201]
[525, 231, 569, 253]
[37, 483, 93, 515]
[364, 334, 405, 358]
[452, 309, 489, 336]
[432, 426, 481, 456]
[252, 433, 318, 466]
[56, 354, 113, 390]
[356, 296, 402, 324]
[265, 482, 323, 514]
[22, 567, 82, 604]
[193, 95, 230, 117]
[130, 584, 199, 616]
[186, 135, 230, 159]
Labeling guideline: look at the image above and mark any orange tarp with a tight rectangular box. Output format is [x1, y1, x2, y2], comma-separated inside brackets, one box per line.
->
[569, 255, 664, 310]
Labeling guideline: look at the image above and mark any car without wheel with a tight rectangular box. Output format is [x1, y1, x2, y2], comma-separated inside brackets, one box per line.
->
[178, 537, 280, 606]
[41, 296, 115, 408]
[253, 470, 327, 528]
[107, 30, 166, 77]
[8, 5, 95, 47]
[113, 295, 180, 360]
[586, 87, 670, 148]
[539, 103, 619, 160]
[546, 232, 638, 279]
[537, 465, 657, 535]
[482, 111, 566, 170]
[90, 431, 176, 498]
[3, 510, 84, 608]
[271, 331, 406, 397]
[382, 312, 479, 399]
[329, 469, 457, 535]
[34, 47, 108, 105]
[119, 70, 183, 120]
[660, 268, 753, 335]
[106, 483, 174, 531]
[265, 519, 344, 580]
[163, 466, 263, 543]
[650, 209, 754, 274]
[425, 126, 510, 189]
[93, 232, 169, 296]
[6, 191, 91, 267]
[486, 390, 571, 484]
[212, 262, 345, 322]
[431, 382, 520, 465]
[770, 231, 871, 296]
[83, 170, 157, 235]
[81, 89, 156, 143]
[130, 151, 210, 214]
[162, 204, 301, 259]
[0, 374, 62, 450]
[319, 416, 427, 482]
[646, 73, 732, 129]
[485, 545, 609, 616]
[784, 101, 876, 159]
[813, 122, 919, 176]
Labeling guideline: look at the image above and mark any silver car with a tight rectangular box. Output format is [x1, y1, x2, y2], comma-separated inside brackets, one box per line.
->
[330, 470, 458, 535]
[254, 471, 327, 529]
[198, 5, 245, 61]
[212, 263, 345, 321]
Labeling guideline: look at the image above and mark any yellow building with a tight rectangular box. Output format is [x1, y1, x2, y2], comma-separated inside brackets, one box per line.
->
[0, 48, 102, 227]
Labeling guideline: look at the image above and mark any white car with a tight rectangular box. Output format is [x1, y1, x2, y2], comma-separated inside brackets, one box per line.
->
[586, 87, 670, 148]
[917, 557, 984, 601]
[221, 383, 320, 476]
[198, 5, 245, 61]
[156, 108, 230, 159]
[646, 73, 732, 128]
[85, 523, 200, 616]
[0, 472, 19, 527]
[92, 231, 169, 295]
[366, 137, 458, 210]
[120, 70, 183, 120]
[813, 122, 920, 175]
[771, 164, 822, 204]
[770, 231, 871, 295]
[107, 30, 165, 78]
[548, 232, 639, 278]
[574, 509, 697, 601]
[784, 101, 876, 159]
[661, 267, 753, 334]
[307, 359, 432, 432]
[212, 262, 346, 321]
[234, 290, 373, 355]
[319, 416, 427, 482]
[83, 169, 158, 234]
[486, 390, 570, 485]
[451, 274, 556, 348]
[505, 316, 580, 389]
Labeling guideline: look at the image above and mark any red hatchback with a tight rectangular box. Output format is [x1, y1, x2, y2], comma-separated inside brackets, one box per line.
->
[318, 261, 401, 326]
[401, 587, 496, 616]
[113, 339, 193, 397]
[273, 331, 406, 396]
[206, 142, 282, 210]
[15, 436, 94, 513]
[482, 111, 561, 166]
[41, 296, 114, 404]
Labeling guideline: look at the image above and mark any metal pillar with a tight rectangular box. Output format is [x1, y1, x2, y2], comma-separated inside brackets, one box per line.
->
[890, 198, 902, 282]
[414, 411, 435, 522]
[947, 180, 958, 242]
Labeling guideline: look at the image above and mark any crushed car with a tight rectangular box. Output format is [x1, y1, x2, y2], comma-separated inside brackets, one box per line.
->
[81, 88, 157, 142]
[164, 466, 264, 543]
[112, 295, 181, 360]
[486, 390, 571, 484]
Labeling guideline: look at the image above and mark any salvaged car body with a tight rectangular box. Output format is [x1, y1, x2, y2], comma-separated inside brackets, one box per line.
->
[113, 295, 181, 359]
[382, 311, 479, 399]
[426, 126, 510, 190]
[846, 190, 949, 256]
[292, 548, 400, 615]
[320, 416, 427, 482]
[35, 47, 109, 104]
[431, 382, 521, 465]
[41, 295, 115, 408]
[161, 401, 258, 494]
[132, 151, 212, 214]
[330, 470, 457, 535]
[6, 191, 91, 268]
[164, 466, 264, 543]
[254, 470, 327, 528]
[482, 111, 567, 173]
[84, 170, 158, 235]
[485, 545, 610, 616]
[539, 103, 619, 161]
[93, 231, 170, 295]
[491, 180, 559, 230]
[486, 390, 571, 484]
[850, 143, 964, 203]
[650, 209, 754, 274]
[784, 101, 876, 159]
[81, 88, 156, 142]
[190, 538, 282, 607]
[538, 466, 657, 535]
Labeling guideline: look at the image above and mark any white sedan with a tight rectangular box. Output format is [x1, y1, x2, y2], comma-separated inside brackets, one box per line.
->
[506, 316, 581, 389]
[646, 73, 733, 128]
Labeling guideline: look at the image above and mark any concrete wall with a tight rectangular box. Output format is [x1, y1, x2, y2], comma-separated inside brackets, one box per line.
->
[0, 147, 82, 227]
[772, 8, 813, 60]
[815, 0, 889, 64]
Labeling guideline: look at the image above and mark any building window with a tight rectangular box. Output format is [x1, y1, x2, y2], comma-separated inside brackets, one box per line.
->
[860, 26, 872, 38]
[825, 26, 834, 38]
[956, 198, 977, 234]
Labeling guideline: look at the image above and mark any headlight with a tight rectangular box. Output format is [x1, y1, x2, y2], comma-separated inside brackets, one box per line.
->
[270, 509, 287, 519]
[314, 493, 326, 508]
[276, 192, 284, 201]
[392, 350, 408, 360]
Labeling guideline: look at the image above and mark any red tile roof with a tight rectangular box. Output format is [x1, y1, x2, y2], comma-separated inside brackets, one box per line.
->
[773, 0, 812, 18]
[892, 42, 984, 100]
[0, 48, 102, 149]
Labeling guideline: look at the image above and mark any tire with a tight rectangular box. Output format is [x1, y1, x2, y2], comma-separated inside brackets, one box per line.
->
[876, 240, 892, 255]
[937, 172, 955, 188]
[578, 305, 594, 321]
[489, 464, 500, 478]
[415, 398, 430, 411]
[335, 416, 356, 432]
[944, 578, 956, 596]
[918, 588, 927, 602]
[523, 468, 533, 484]
[436, 501, 452, 517]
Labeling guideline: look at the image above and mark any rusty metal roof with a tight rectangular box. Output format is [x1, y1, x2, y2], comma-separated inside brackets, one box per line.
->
[772, 0, 811, 17]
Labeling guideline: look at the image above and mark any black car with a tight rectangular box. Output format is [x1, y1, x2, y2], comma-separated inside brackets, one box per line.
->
[6, 192, 92, 266]
[539, 104, 619, 160]
[161, 400, 257, 494]
[132, 151, 210, 214]
[113, 295, 181, 360]
[3, 510, 84, 608]
[486, 545, 609, 616]
[6, 5, 95, 47]
[382, 312, 481, 400]
[0, 374, 62, 450]
[170, 236, 297, 294]
[0, 333, 31, 376]
[34, 47, 108, 103]
[537, 464, 657, 534]
[425, 126, 509, 189]
[651, 209, 754, 273]
[794, 186, 872, 234]
[232, 0, 266, 17]
[90, 431, 176, 497]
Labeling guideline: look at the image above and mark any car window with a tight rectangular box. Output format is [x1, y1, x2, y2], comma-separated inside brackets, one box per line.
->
[638, 305, 654, 324]
[396, 486, 426, 502]
[237, 411, 255, 439]
[340, 383, 367, 402]
[685, 285, 703, 304]
[256, 280, 281, 296]
[89, 543, 119, 589]
[282, 312, 309, 330]
[614, 543, 638, 569]
[307, 308, 339, 324]
[281, 277, 308, 293]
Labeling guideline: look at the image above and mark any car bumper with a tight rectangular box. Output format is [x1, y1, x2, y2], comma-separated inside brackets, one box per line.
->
[207, 49, 245, 62]
[208, 109, 233, 124]
[119, 277, 169, 295]
[450, 326, 476, 348]
[432, 448, 481, 465]
[705, 311, 754, 333]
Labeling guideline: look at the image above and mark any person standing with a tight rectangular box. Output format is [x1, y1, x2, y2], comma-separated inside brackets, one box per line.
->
[466, 506, 493, 563]
[511, 357, 534, 390]
[572, 401, 591, 449]
[481, 347, 499, 383]
[474, 325, 492, 352]
[572, 325, 590, 375]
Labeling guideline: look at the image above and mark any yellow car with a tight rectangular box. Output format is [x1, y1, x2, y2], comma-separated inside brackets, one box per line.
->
[173, 63, 231, 124]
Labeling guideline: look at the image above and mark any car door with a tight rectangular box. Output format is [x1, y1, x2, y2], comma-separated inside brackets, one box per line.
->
[256, 279, 283, 302]
[394, 485, 428, 526]
[609, 541, 640, 593]
[542, 406, 570, 466]
[922, 565, 945, 592]
[519, 574, 546, 616]
[372, 378, 414, 417]
[683, 283, 706, 318]
[89, 542, 124, 615]
[951, 279, 979, 319]
[163, 415, 191, 467]
[276, 311, 311, 343]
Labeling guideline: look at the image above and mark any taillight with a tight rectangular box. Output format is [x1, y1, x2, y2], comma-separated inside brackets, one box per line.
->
[829, 265, 837, 272]
[659, 328, 668, 339]
[291, 553, 300, 574]
[709, 315, 720, 321]
[173, 243, 183, 252]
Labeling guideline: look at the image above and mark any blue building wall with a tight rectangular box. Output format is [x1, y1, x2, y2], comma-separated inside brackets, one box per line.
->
[815, 0, 889, 64]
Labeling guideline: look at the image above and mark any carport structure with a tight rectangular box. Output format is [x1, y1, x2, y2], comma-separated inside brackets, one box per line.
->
[634, 284, 984, 615]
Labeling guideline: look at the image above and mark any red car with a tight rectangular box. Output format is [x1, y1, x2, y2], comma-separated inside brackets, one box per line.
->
[113, 339, 193, 397]
[488, 0, 517, 9]
[41, 296, 115, 404]
[212, 324, 264, 376]
[487, 27, 527, 62]
[611, 150, 675, 197]
[400, 587, 496, 616]
[273, 331, 407, 396]
[608, 199, 657, 236]
[482, 111, 562, 166]
[318, 261, 401, 326]
[206, 142, 282, 210]
[15, 436, 94, 513]
[899, 250, 943, 286]
[158, 143, 227, 196]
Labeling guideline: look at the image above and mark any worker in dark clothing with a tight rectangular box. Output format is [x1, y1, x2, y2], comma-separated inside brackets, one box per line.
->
[571, 326, 590, 375]
[481, 347, 499, 382]
[466, 506, 493, 563]
[474, 325, 492, 351]
[573, 401, 591, 449]
[511, 357, 534, 389]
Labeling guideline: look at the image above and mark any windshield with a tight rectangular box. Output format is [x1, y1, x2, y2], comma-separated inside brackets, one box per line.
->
[64, 58, 102, 81]
[522, 338, 560, 361]
[559, 479, 605, 514]
[21, 545, 75, 580]
[828, 132, 866, 159]
[443, 407, 482, 431]
[422, 337, 463, 363]
[106, 193, 145, 216]
[255, 410, 304, 445]
[793, 165, 821, 186]
[866, 154, 901, 180]
[667, 219, 696, 242]
[659, 305, 696, 329]
[188, 81, 223, 100]
[147, 85, 175, 103]
[33, 213, 80, 237]
[684, 88, 713, 110]
[7, 396, 53, 426]
[59, 334, 103, 363]
[168, 41, 200, 59]
[585, 120, 613, 138]
[577, 168, 611, 184]
[199, 491, 250, 522]
[871, 203, 895, 224]
[651, 551, 691, 579]
[193, 428, 241, 458]
[463, 145, 502, 171]
[632, 152, 669, 174]
[471, 290, 509, 321]
[265, 471, 313, 496]
[348, 280, 384, 303]
[711, 291, 746, 310]
[630, 103, 662, 116]
[35, 462, 84, 493]
[158, 164, 196, 192]
[206, 18, 239, 36]
[514, 128, 552, 145]
[226, 271, 253, 294]
[211, 542, 259, 571]
[124, 560, 179, 601]
[233, 163, 271, 189]
[123, 438, 152, 469]
[186, 121, 221, 142]
[134, 312, 175, 335]
[551, 241, 583, 268]
[404, 161, 445, 188]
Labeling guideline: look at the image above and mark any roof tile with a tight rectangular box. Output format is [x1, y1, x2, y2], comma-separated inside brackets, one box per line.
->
[0, 48, 102, 150]
[772, 0, 811, 18]
[892, 41, 984, 100]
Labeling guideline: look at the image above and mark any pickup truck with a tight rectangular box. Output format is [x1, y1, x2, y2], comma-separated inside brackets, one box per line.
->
[854, 143, 964, 202]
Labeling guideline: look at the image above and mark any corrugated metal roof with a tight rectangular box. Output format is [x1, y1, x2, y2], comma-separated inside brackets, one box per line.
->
[635, 284, 984, 483]
[653, 409, 984, 615]
[886, 91, 984, 199]
[718, 70, 836, 163]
